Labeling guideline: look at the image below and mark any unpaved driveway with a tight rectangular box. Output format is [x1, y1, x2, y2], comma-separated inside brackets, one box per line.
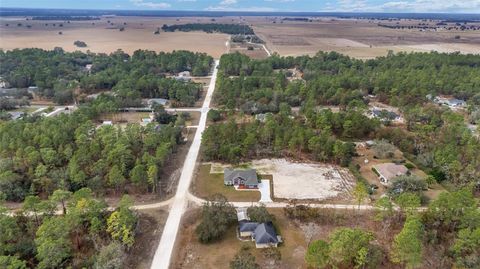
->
[150, 60, 219, 269]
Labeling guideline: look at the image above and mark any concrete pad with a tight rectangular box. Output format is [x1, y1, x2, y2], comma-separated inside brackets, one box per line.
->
[258, 180, 273, 203]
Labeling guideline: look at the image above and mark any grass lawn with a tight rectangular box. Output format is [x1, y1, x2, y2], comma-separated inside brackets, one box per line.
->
[192, 164, 260, 202]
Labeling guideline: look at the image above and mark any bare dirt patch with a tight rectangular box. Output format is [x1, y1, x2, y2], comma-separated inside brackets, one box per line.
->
[125, 207, 169, 269]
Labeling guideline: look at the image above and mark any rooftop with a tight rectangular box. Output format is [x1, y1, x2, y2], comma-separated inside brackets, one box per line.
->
[373, 163, 408, 181]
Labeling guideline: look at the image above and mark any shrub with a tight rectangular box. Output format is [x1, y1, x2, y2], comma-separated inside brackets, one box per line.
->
[73, 40, 87, 47]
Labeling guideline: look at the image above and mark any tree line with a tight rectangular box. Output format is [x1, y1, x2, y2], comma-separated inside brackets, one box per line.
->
[202, 106, 378, 166]
[161, 23, 255, 35]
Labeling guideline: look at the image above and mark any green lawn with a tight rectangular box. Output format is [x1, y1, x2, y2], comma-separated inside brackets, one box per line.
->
[193, 164, 260, 202]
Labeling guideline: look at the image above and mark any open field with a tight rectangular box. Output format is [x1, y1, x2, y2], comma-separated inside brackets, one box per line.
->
[0, 16, 230, 58]
[2, 16, 479, 59]
[248, 18, 480, 58]
[172, 208, 405, 269]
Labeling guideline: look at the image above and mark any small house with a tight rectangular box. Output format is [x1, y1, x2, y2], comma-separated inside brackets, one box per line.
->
[147, 98, 169, 108]
[370, 108, 401, 122]
[373, 163, 409, 185]
[252, 222, 280, 248]
[7, 111, 24, 120]
[434, 96, 466, 108]
[224, 168, 259, 189]
[175, 71, 191, 82]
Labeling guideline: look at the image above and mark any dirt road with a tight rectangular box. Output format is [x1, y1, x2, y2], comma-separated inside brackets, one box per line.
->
[150, 60, 219, 269]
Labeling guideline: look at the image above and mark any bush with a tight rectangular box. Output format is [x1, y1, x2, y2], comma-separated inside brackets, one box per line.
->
[73, 40, 87, 47]
[207, 109, 222, 122]
[388, 175, 427, 197]
[404, 163, 416, 169]
[196, 194, 236, 243]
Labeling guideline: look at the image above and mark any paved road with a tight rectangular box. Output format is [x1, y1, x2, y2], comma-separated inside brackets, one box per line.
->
[150, 60, 219, 269]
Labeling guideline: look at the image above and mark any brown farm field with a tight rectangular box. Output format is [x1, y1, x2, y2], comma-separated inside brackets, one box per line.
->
[0, 16, 230, 58]
[2, 16, 479, 59]
[248, 17, 480, 58]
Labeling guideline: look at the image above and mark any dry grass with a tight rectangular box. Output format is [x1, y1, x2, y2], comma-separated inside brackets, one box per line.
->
[353, 144, 446, 201]
[191, 164, 261, 202]
[247, 18, 480, 58]
[125, 207, 169, 269]
[172, 207, 406, 269]
[0, 16, 229, 58]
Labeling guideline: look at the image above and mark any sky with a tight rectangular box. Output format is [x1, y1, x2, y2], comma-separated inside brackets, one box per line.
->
[1, 0, 480, 13]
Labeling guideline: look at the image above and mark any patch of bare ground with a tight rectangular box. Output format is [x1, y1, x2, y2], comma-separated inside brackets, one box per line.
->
[229, 42, 270, 59]
[172, 207, 410, 269]
[124, 207, 169, 269]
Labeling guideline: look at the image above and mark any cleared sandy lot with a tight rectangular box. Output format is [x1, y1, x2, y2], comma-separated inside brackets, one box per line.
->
[253, 159, 355, 200]
[210, 159, 356, 200]
[0, 16, 229, 57]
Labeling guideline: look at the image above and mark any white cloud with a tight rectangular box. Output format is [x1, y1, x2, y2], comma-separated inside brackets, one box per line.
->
[321, 0, 480, 12]
[130, 0, 171, 9]
[264, 0, 295, 2]
[205, 5, 277, 11]
[220, 0, 237, 5]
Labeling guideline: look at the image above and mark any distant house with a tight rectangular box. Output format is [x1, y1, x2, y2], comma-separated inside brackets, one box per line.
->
[370, 108, 401, 122]
[255, 113, 272, 123]
[147, 98, 169, 108]
[140, 118, 153, 126]
[0, 77, 10, 89]
[434, 96, 466, 108]
[373, 163, 409, 185]
[252, 222, 280, 248]
[175, 71, 191, 82]
[224, 168, 259, 189]
[7, 111, 24, 120]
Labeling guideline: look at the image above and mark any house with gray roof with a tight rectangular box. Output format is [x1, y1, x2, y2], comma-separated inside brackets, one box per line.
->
[373, 163, 409, 185]
[252, 222, 280, 248]
[239, 220, 259, 237]
[224, 168, 259, 189]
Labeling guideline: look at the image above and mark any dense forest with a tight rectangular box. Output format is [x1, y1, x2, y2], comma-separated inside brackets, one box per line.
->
[203, 106, 378, 165]
[161, 23, 255, 35]
[0, 49, 212, 106]
[0, 97, 183, 203]
[216, 51, 480, 110]
[1, 190, 138, 268]
[209, 52, 480, 187]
